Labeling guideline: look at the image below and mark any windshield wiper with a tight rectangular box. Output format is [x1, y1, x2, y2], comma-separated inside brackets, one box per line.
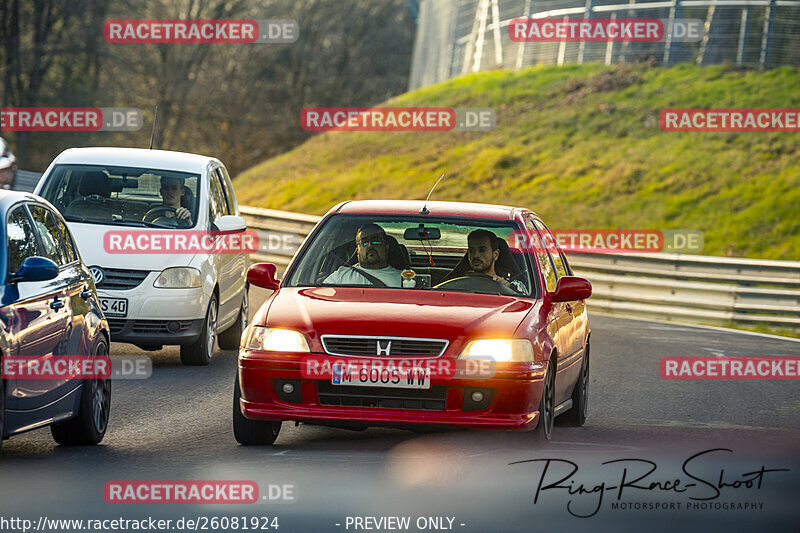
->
[62, 214, 171, 228]
[107, 218, 174, 228]
[63, 215, 100, 223]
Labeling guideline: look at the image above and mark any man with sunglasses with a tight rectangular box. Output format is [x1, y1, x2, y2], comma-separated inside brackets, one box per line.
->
[324, 223, 402, 287]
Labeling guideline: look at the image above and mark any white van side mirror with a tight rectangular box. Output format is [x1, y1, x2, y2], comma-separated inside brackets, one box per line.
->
[213, 215, 247, 232]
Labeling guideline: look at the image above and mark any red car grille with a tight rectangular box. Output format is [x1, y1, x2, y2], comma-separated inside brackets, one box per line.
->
[316, 382, 447, 410]
[321, 335, 448, 356]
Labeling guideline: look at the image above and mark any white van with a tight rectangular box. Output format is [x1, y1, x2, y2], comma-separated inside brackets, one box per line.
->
[35, 147, 249, 365]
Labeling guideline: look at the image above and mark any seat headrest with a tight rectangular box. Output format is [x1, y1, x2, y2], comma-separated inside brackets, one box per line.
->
[442, 235, 520, 282]
[386, 235, 411, 270]
[79, 171, 111, 197]
[180, 186, 195, 209]
[495, 238, 521, 279]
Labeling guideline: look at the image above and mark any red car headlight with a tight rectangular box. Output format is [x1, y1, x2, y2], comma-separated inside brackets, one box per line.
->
[243, 326, 310, 353]
[459, 339, 534, 362]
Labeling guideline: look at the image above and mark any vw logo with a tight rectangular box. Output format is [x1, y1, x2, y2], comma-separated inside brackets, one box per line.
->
[89, 266, 104, 285]
[376, 340, 392, 356]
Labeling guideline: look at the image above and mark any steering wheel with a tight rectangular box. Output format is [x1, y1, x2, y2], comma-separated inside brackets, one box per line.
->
[143, 206, 190, 227]
[434, 274, 519, 296]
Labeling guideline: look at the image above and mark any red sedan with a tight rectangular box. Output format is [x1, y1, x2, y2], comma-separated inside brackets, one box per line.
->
[234, 200, 591, 444]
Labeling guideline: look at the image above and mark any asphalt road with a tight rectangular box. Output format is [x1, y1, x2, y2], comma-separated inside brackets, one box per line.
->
[1, 286, 798, 532]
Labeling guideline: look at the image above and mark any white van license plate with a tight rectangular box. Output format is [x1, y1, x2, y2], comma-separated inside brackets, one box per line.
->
[99, 297, 128, 317]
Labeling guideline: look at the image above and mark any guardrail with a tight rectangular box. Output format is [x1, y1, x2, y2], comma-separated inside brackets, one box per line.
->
[241, 206, 800, 331]
[16, 177, 795, 330]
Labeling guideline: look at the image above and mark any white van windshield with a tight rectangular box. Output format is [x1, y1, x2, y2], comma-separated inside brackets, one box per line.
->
[39, 164, 200, 229]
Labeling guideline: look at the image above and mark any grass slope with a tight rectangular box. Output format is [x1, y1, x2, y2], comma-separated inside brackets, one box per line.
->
[234, 63, 800, 260]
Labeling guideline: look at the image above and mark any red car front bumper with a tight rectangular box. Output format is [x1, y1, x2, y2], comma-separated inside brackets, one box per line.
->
[238, 353, 547, 431]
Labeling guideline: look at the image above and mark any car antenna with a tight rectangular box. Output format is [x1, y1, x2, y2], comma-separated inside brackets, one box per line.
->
[420, 173, 445, 214]
[148, 104, 158, 150]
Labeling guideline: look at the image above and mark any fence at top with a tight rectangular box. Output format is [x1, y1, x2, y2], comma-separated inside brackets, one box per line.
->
[409, 0, 800, 89]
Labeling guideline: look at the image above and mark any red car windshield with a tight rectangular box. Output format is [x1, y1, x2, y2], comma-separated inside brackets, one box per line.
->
[284, 214, 536, 297]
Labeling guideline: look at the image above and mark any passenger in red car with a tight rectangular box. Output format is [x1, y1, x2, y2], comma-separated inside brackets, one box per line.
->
[324, 223, 402, 287]
[468, 230, 525, 294]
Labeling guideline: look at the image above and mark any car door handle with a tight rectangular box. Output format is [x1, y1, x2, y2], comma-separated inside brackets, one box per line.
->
[80, 287, 92, 300]
[50, 298, 65, 310]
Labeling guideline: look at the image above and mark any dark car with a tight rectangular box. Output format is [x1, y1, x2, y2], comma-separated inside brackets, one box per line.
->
[0, 191, 111, 449]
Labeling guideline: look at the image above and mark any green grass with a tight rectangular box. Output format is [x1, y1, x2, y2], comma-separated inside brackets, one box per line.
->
[234, 63, 800, 260]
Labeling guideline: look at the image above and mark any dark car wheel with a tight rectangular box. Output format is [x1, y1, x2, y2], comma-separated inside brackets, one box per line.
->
[218, 287, 248, 350]
[51, 338, 111, 446]
[533, 357, 556, 444]
[233, 374, 281, 445]
[181, 295, 217, 366]
[562, 343, 589, 427]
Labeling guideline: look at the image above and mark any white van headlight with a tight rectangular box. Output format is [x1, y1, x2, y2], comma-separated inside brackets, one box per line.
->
[153, 267, 202, 288]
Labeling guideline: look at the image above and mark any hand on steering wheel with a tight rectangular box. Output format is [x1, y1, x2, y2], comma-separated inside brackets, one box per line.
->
[144, 206, 192, 225]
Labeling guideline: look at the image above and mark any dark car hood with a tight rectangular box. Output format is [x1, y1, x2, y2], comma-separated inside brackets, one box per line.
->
[263, 287, 537, 354]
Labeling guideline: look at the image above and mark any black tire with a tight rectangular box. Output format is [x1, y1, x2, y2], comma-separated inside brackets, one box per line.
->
[533, 357, 556, 444]
[233, 374, 281, 445]
[181, 295, 218, 366]
[561, 343, 589, 426]
[218, 287, 248, 350]
[51, 338, 111, 446]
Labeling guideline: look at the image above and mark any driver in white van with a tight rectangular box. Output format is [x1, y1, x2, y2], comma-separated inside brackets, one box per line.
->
[149, 176, 192, 225]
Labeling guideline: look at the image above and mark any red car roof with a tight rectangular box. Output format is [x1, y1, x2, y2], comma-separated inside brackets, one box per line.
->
[328, 200, 531, 220]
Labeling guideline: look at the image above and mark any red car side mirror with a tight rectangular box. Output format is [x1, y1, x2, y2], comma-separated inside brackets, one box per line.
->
[552, 276, 592, 302]
[247, 263, 280, 291]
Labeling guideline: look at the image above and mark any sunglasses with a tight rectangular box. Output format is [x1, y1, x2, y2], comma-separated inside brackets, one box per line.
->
[359, 238, 385, 246]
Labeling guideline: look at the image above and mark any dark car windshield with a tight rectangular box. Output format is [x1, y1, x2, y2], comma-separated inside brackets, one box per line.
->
[38, 164, 200, 229]
[284, 214, 536, 297]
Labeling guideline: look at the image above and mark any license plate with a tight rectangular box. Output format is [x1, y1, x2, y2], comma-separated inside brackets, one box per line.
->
[99, 297, 128, 317]
[331, 362, 431, 390]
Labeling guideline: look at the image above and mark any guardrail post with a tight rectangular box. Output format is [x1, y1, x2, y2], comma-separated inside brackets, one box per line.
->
[577, 0, 595, 64]
[737, 8, 749, 66]
[605, 12, 617, 65]
[515, 0, 533, 70]
[557, 15, 568, 66]
[618, 0, 637, 63]
[663, 0, 681, 65]
[760, 0, 776, 68]
[490, 0, 503, 67]
[696, 5, 716, 65]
